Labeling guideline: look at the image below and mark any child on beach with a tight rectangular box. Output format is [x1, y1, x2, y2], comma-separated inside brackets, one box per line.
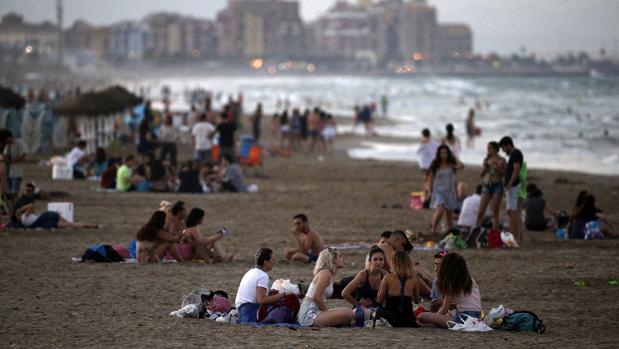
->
[417, 252, 482, 328]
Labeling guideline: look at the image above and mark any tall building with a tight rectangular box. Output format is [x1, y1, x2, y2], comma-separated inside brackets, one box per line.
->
[311, 1, 374, 62]
[436, 24, 472, 61]
[183, 18, 218, 59]
[108, 21, 147, 61]
[144, 13, 184, 59]
[0, 13, 59, 63]
[398, 0, 437, 62]
[217, 0, 303, 59]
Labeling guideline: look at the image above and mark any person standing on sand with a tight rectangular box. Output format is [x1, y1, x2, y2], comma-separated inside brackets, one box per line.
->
[417, 128, 439, 174]
[251, 103, 263, 143]
[235, 248, 288, 324]
[441, 124, 461, 159]
[425, 145, 464, 234]
[500, 136, 525, 242]
[476, 141, 506, 229]
[284, 213, 325, 263]
[191, 113, 216, 165]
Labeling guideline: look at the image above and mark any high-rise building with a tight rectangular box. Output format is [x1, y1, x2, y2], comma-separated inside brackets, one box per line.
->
[398, 0, 437, 62]
[108, 21, 147, 61]
[436, 24, 472, 61]
[217, 0, 303, 59]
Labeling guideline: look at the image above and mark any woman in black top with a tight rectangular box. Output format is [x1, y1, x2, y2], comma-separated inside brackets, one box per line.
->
[376, 251, 421, 327]
[342, 246, 387, 308]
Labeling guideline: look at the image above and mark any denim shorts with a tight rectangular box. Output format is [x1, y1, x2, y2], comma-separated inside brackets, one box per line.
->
[482, 181, 503, 196]
[238, 302, 260, 324]
[505, 183, 520, 211]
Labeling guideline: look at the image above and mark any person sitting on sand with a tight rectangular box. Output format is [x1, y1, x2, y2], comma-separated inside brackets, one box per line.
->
[163, 201, 186, 238]
[417, 253, 482, 328]
[284, 213, 325, 263]
[181, 208, 234, 263]
[11, 182, 100, 229]
[376, 230, 432, 298]
[297, 248, 369, 327]
[576, 193, 614, 238]
[375, 251, 421, 327]
[67, 140, 91, 179]
[235, 248, 288, 324]
[116, 155, 143, 192]
[342, 246, 387, 309]
[135, 210, 183, 264]
[218, 155, 246, 193]
[524, 184, 558, 231]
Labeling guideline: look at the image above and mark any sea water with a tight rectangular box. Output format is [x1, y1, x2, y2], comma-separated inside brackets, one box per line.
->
[128, 75, 619, 176]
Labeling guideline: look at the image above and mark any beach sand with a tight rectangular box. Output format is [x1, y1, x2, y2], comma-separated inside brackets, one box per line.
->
[0, 130, 618, 348]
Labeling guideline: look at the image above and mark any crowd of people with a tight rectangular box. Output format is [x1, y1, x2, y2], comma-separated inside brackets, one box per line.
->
[417, 119, 613, 241]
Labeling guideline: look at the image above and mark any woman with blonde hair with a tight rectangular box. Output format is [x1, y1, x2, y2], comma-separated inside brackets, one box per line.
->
[297, 248, 370, 327]
[375, 250, 421, 327]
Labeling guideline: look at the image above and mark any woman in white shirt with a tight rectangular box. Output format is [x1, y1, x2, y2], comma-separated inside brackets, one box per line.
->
[235, 248, 286, 323]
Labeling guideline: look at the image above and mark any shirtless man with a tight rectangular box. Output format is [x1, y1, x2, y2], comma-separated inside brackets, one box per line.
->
[284, 213, 325, 263]
[377, 230, 432, 298]
[306, 108, 321, 152]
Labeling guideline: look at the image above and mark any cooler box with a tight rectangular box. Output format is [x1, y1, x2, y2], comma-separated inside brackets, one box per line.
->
[47, 202, 74, 222]
[52, 163, 73, 180]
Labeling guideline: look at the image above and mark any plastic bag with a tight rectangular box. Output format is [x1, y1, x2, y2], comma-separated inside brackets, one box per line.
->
[271, 279, 300, 295]
[448, 314, 493, 332]
[500, 232, 519, 248]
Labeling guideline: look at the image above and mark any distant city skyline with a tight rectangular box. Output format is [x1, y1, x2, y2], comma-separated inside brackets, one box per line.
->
[1, 0, 618, 56]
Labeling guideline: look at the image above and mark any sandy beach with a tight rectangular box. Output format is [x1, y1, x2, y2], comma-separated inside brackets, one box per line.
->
[0, 128, 618, 348]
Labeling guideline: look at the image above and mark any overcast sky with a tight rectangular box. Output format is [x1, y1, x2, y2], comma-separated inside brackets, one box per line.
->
[1, 0, 618, 55]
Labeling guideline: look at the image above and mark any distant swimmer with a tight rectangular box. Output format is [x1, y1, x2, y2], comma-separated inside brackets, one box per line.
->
[465, 108, 476, 147]
[604, 129, 609, 137]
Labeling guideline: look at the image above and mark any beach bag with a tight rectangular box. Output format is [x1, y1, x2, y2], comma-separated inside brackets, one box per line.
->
[409, 192, 425, 210]
[584, 220, 603, 240]
[502, 311, 545, 333]
[256, 293, 300, 323]
[487, 229, 503, 248]
[81, 244, 124, 263]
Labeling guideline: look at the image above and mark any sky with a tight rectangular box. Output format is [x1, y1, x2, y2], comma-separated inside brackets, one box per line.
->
[1, 0, 618, 56]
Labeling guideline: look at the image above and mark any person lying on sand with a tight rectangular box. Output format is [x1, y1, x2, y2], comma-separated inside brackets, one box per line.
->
[284, 213, 325, 263]
[181, 208, 234, 263]
[11, 182, 100, 229]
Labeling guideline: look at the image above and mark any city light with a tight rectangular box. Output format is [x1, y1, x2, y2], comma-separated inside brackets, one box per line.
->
[307, 63, 316, 72]
[250, 58, 264, 69]
[267, 66, 277, 74]
[412, 52, 424, 61]
[24, 45, 33, 55]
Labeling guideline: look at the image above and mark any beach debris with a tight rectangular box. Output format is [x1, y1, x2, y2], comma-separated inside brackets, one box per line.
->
[574, 280, 588, 287]
[609, 279, 618, 286]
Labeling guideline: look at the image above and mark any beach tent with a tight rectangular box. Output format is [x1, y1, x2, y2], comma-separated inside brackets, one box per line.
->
[53, 86, 142, 153]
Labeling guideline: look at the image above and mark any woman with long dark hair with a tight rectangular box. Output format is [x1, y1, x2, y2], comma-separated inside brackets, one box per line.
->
[441, 123, 461, 159]
[342, 246, 387, 308]
[181, 208, 234, 263]
[425, 145, 464, 234]
[136, 210, 183, 263]
[417, 252, 482, 328]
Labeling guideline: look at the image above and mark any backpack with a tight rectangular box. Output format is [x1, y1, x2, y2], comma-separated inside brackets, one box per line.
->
[502, 311, 545, 333]
[81, 244, 125, 263]
[487, 229, 503, 248]
[584, 220, 604, 240]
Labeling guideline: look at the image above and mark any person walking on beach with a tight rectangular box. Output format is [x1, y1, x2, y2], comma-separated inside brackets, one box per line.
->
[284, 213, 325, 263]
[441, 124, 461, 159]
[426, 145, 464, 234]
[417, 128, 439, 174]
[500, 136, 525, 242]
[235, 248, 288, 324]
[251, 103, 263, 143]
[158, 114, 178, 167]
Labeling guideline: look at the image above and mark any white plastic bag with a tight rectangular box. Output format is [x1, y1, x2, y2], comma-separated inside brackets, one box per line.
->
[271, 279, 300, 295]
[170, 304, 200, 318]
[447, 314, 493, 332]
[501, 232, 519, 248]
[484, 305, 506, 326]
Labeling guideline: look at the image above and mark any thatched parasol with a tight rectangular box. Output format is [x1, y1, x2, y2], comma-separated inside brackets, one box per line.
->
[0, 86, 26, 110]
[53, 85, 142, 116]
